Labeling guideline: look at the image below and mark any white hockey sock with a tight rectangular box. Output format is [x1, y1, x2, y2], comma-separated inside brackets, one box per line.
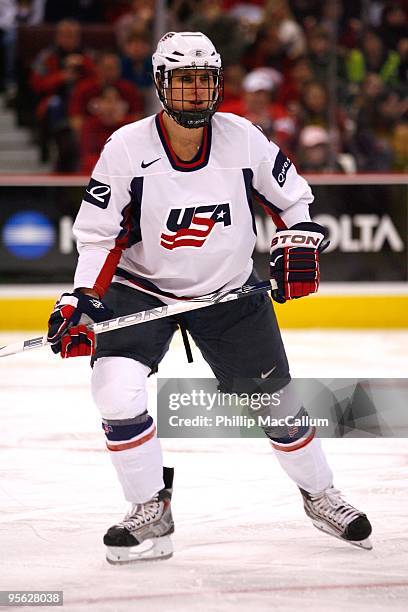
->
[272, 437, 333, 494]
[92, 356, 164, 504]
[109, 435, 164, 504]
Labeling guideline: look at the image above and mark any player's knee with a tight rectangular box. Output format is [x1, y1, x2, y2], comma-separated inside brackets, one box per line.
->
[263, 405, 316, 451]
[91, 356, 150, 420]
[243, 379, 316, 450]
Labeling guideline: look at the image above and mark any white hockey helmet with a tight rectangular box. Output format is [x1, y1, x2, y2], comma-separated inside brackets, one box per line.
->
[152, 31, 224, 128]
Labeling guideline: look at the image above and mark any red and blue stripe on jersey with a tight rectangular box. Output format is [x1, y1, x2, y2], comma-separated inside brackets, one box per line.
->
[93, 177, 143, 297]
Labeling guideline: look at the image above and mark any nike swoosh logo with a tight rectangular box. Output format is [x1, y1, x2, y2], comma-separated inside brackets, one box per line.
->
[141, 158, 161, 168]
[261, 366, 276, 379]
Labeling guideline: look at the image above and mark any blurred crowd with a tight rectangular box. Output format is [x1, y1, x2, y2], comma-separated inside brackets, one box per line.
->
[0, 0, 406, 173]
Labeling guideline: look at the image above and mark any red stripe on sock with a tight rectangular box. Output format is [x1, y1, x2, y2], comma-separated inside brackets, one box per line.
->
[106, 426, 156, 452]
[271, 427, 316, 452]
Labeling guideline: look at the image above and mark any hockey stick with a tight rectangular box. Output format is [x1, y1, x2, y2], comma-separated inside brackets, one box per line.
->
[0, 279, 276, 358]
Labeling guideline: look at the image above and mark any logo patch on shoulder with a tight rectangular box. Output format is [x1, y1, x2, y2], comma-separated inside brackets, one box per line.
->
[83, 178, 111, 209]
[272, 150, 292, 187]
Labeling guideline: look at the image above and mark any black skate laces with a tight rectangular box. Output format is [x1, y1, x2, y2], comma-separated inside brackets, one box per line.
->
[308, 487, 362, 527]
[120, 495, 162, 531]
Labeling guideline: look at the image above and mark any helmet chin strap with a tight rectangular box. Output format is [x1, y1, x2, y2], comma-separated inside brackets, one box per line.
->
[166, 108, 213, 129]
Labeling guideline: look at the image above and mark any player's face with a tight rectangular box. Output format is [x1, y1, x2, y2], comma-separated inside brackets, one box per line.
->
[167, 69, 216, 112]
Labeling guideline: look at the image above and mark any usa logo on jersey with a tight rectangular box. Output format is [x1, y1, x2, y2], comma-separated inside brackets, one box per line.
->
[160, 203, 231, 250]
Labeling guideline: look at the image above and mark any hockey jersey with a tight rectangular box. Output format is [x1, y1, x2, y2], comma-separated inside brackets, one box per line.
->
[73, 111, 313, 303]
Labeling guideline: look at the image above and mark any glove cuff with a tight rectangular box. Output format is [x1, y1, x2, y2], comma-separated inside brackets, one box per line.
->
[289, 221, 328, 237]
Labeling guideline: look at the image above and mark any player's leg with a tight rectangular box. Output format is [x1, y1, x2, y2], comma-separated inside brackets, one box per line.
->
[186, 276, 332, 492]
[91, 283, 178, 562]
[186, 273, 372, 547]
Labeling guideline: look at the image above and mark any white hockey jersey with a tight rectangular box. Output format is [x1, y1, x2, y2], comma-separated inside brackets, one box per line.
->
[73, 111, 313, 302]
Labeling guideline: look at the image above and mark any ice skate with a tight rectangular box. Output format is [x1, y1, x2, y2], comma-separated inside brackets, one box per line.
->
[300, 485, 372, 550]
[104, 467, 174, 564]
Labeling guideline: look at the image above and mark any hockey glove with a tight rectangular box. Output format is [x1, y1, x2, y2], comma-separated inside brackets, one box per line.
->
[47, 290, 113, 358]
[270, 222, 329, 303]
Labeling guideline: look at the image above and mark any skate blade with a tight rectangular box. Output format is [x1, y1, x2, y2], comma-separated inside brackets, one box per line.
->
[348, 537, 372, 550]
[106, 535, 173, 565]
[311, 520, 373, 550]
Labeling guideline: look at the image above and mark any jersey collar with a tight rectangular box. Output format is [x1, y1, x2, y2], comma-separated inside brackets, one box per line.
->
[155, 111, 212, 172]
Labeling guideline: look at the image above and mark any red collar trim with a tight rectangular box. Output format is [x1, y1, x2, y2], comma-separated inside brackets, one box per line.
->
[155, 111, 211, 172]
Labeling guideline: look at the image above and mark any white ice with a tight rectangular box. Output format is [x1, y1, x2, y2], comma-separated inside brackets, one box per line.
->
[0, 330, 407, 612]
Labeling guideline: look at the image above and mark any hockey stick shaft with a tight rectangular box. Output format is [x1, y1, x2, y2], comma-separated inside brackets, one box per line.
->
[0, 279, 274, 358]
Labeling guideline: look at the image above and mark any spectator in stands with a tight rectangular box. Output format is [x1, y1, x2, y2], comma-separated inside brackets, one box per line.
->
[352, 87, 407, 171]
[277, 55, 314, 106]
[296, 125, 345, 173]
[299, 80, 330, 127]
[381, 3, 407, 51]
[187, 0, 246, 65]
[319, 0, 363, 49]
[69, 51, 144, 134]
[242, 23, 290, 73]
[226, 0, 263, 47]
[306, 25, 346, 90]
[167, 0, 198, 30]
[103, 0, 131, 24]
[16, 0, 45, 24]
[350, 71, 385, 116]
[392, 122, 408, 172]
[288, 0, 321, 28]
[221, 68, 296, 153]
[346, 29, 402, 89]
[115, 0, 154, 49]
[263, 0, 306, 60]
[30, 18, 95, 170]
[119, 30, 153, 92]
[298, 80, 349, 147]
[79, 85, 134, 174]
[396, 37, 407, 94]
[220, 63, 246, 110]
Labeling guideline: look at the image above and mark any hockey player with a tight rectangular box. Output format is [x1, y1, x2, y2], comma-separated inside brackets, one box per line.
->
[47, 32, 372, 563]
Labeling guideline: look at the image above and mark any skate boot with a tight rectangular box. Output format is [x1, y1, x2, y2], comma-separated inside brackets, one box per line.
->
[104, 467, 174, 564]
[300, 485, 372, 550]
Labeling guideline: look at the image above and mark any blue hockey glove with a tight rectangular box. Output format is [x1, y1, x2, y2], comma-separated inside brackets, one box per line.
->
[47, 290, 113, 358]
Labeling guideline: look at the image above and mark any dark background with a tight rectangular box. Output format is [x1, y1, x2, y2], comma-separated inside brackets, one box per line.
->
[0, 183, 406, 283]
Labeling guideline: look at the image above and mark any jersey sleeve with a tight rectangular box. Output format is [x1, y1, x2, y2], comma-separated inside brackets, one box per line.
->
[248, 123, 313, 228]
[73, 130, 141, 296]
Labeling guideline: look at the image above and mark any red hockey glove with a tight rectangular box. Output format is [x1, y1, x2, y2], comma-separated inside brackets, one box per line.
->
[270, 222, 329, 303]
[47, 290, 113, 358]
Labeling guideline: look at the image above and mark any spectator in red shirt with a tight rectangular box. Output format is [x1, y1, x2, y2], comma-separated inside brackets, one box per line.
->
[30, 19, 95, 121]
[221, 68, 296, 153]
[30, 19, 95, 170]
[80, 86, 134, 174]
[69, 51, 144, 134]
[277, 55, 314, 106]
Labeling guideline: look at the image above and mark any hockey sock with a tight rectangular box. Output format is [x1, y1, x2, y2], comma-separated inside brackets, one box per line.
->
[271, 436, 333, 494]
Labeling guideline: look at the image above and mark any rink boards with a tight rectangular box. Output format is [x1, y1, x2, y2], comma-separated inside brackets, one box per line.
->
[0, 174, 407, 329]
[0, 283, 407, 330]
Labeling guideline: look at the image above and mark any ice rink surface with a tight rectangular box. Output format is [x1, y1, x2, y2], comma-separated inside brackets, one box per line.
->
[0, 329, 407, 612]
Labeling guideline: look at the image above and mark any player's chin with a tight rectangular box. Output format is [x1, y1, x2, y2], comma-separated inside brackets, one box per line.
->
[183, 102, 208, 111]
